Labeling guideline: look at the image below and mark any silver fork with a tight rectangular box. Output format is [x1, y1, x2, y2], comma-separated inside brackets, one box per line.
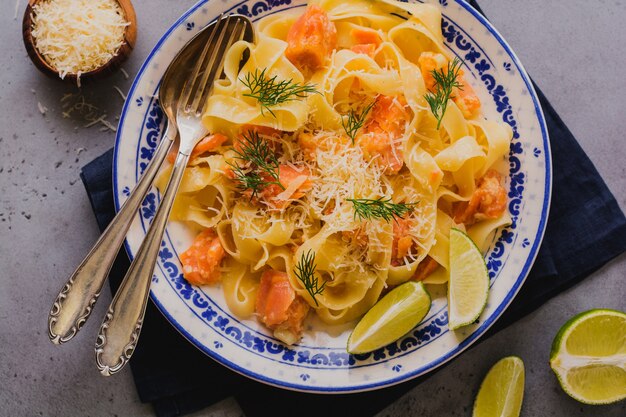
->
[94, 14, 249, 376]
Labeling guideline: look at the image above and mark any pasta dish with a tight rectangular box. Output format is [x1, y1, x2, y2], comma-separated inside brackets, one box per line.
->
[158, 0, 512, 345]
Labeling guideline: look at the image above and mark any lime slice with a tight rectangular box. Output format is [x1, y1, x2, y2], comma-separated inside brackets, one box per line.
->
[473, 356, 525, 417]
[448, 228, 489, 330]
[549, 309, 626, 405]
[347, 281, 430, 354]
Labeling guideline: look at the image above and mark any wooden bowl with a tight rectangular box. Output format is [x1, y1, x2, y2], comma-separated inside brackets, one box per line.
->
[22, 0, 137, 84]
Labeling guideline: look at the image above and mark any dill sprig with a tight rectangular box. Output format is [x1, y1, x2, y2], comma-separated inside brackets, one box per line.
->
[232, 130, 280, 177]
[241, 68, 319, 118]
[228, 165, 270, 198]
[347, 197, 417, 223]
[227, 130, 284, 198]
[294, 250, 325, 307]
[341, 101, 375, 144]
[423, 57, 464, 129]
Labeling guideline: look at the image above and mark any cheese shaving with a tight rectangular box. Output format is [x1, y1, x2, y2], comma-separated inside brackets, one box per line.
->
[60, 92, 117, 132]
[310, 141, 386, 233]
[14, 0, 21, 20]
[113, 85, 127, 101]
[275, 175, 308, 202]
[37, 102, 48, 115]
[30, 0, 129, 80]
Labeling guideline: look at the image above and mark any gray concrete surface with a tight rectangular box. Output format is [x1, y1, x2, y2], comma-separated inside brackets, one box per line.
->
[0, 0, 624, 416]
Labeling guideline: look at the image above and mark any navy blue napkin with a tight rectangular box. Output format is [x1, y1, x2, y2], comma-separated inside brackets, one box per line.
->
[80, 1, 626, 416]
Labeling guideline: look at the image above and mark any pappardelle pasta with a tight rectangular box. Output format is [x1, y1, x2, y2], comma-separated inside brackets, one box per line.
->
[159, 0, 512, 345]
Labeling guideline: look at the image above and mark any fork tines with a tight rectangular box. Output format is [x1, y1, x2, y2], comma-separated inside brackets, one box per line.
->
[180, 14, 247, 116]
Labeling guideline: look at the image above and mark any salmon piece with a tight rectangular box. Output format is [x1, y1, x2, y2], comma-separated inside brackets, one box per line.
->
[234, 125, 282, 153]
[418, 52, 448, 91]
[231, 164, 312, 207]
[341, 227, 369, 248]
[278, 165, 313, 200]
[167, 133, 228, 164]
[413, 256, 439, 281]
[396, 236, 413, 260]
[193, 133, 228, 156]
[261, 164, 313, 208]
[418, 52, 481, 118]
[180, 229, 225, 286]
[297, 131, 318, 160]
[454, 170, 507, 225]
[351, 43, 377, 58]
[256, 270, 310, 341]
[227, 125, 283, 183]
[366, 96, 408, 138]
[391, 217, 414, 265]
[350, 28, 381, 57]
[285, 5, 337, 71]
[230, 126, 311, 206]
[222, 164, 236, 181]
[256, 270, 295, 326]
[351, 28, 382, 47]
[274, 295, 310, 343]
[452, 77, 481, 118]
[356, 95, 409, 173]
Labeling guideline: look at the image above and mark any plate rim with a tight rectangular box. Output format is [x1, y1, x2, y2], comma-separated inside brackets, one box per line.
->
[112, 0, 552, 393]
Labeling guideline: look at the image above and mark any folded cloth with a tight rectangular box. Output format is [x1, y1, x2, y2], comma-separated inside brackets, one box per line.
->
[80, 1, 626, 415]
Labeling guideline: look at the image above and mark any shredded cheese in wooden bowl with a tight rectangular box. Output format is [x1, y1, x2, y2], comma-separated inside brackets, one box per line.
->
[26, 0, 133, 83]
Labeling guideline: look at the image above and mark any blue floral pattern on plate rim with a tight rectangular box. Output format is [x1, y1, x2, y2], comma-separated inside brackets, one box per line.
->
[112, 0, 551, 393]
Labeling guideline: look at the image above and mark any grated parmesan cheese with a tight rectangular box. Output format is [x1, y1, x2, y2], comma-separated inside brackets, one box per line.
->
[60, 92, 117, 132]
[37, 101, 48, 115]
[30, 0, 129, 80]
[113, 85, 127, 101]
[310, 141, 386, 233]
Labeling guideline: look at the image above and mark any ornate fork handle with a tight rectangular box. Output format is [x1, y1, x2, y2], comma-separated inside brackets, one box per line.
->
[48, 127, 175, 345]
[95, 149, 191, 376]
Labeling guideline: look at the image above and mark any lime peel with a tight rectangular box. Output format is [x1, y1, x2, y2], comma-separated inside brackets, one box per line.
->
[473, 356, 525, 417]
[448, 228, 489, 330]
[549, 308, 626, 405]
[347, 281, 431, 354]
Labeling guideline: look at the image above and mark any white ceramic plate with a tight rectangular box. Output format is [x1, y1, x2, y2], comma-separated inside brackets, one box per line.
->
[113, 0, 551, 392]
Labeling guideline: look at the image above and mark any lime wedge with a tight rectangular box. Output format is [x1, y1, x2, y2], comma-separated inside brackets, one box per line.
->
[448, 228, 489, 330]
[347, 281, 431, 354]
[549, 309, 626, 404]
[473, 356, 525, 417]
